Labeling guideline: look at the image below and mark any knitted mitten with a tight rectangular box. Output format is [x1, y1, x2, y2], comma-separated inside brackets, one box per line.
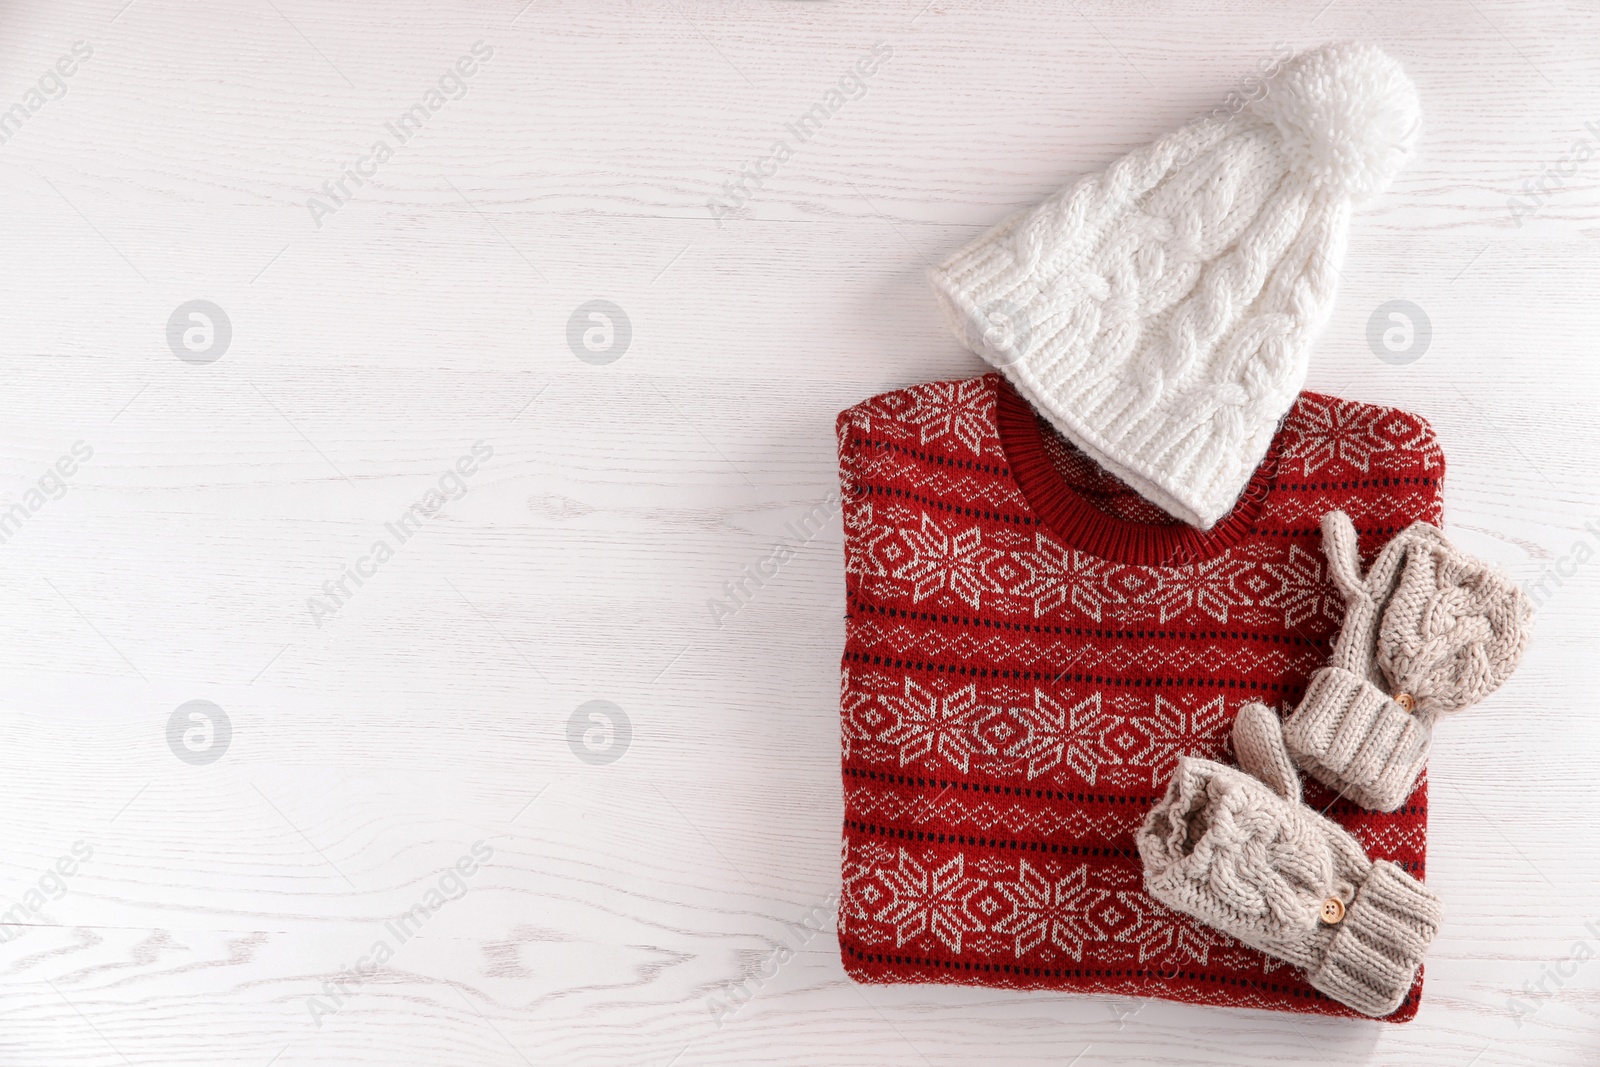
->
[1282, 510, 1534, 811]
[1138, 703, 1442, 1018]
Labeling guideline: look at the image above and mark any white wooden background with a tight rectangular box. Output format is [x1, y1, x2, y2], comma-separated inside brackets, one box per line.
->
[0, 1, 1596, 1063]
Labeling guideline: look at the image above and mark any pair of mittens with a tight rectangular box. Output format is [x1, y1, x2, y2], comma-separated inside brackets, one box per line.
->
[1282, 511, 1534, 811]
[1138, 703, 1443, 1017]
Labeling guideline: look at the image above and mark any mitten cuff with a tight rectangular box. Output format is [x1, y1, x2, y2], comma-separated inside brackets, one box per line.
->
[1309, 860, 1442, 1017]
[1283, 666, 1430, 812]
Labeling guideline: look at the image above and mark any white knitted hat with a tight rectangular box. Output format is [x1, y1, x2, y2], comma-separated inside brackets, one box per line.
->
[929, 43, 1421, 529]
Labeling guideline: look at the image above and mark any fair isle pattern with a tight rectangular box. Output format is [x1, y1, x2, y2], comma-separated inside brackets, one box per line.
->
[840, 840, 1230, 968]
[836, 373, 1444, 1022]
[849, 673, 1233, 791]
[1283, 394, 1445, 477]
[842, 780, 1139, 843]
[845, 619, 1327, 682]
[849, 510, 1351, 631]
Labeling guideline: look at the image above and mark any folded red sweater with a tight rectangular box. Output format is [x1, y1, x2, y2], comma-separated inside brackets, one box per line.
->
[835, 373, 1443, 1021]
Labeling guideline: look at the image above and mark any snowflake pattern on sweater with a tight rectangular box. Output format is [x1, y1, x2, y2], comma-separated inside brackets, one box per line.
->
[836, 374, 1444, 1021]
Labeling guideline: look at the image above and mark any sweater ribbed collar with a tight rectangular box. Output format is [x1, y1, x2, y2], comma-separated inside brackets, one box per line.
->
[995, 378, 1280, 567]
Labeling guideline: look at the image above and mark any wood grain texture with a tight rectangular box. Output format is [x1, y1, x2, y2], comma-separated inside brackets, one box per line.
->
[0, 0, 1597, 1063]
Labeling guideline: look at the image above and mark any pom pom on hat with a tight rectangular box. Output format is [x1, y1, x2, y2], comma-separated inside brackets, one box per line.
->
[1249, 42, 1421, 200]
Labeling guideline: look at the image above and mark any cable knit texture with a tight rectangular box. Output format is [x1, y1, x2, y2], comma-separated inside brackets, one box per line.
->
[928, 42, 1421, 529]
[1138, 703, 1442, 1017]
[1284, 511, 1535, 811]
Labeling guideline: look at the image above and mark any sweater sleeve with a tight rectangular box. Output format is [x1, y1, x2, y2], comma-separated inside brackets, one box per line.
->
[835, 401, 872, 600]
[1359, 404, 1446, 559]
